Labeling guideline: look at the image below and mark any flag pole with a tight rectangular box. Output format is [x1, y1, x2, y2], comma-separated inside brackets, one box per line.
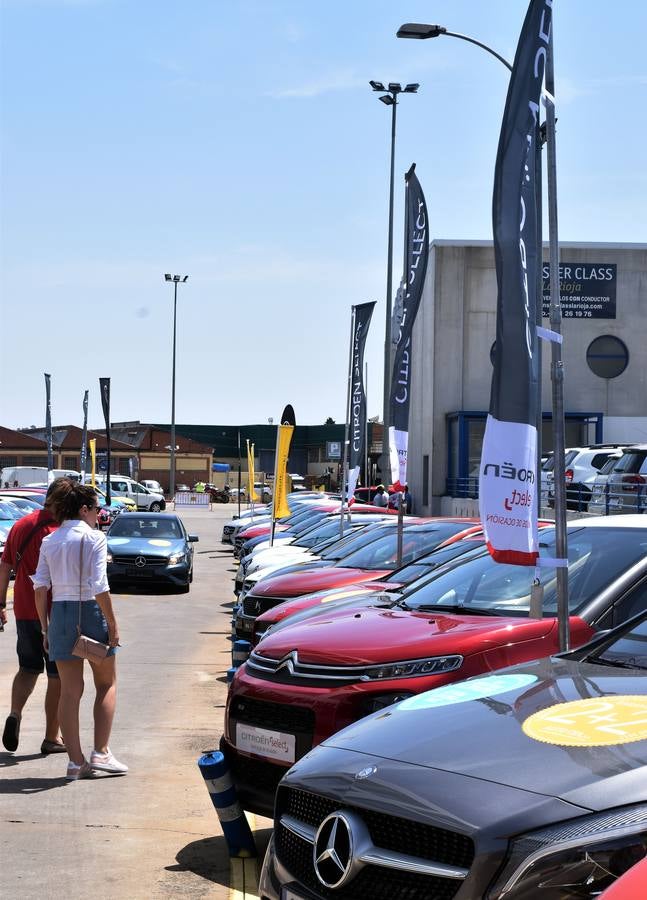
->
[340, 306, 356, 538]
[364, 362, 369, 490]
[237, 430, 241, 518]
[545, 32, 569, 651]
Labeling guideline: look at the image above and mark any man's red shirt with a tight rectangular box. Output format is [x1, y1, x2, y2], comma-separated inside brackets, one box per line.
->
[1, 509, 57, 620]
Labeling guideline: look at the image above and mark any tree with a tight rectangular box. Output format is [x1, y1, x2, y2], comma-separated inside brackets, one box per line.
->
[324, 417, 336, 425]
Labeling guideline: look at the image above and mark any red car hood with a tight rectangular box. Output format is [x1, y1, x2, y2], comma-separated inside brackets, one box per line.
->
[238, 522, 288, 539]
[256, 605, 562, 666]
[248, 567, 392, 599]
[256, 581, 401, 624]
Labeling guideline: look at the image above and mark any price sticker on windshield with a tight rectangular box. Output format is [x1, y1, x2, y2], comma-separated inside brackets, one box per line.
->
[523, 696, 647, 747]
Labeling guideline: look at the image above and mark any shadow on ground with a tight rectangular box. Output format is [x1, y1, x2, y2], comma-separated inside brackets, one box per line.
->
[170, 827, 273, 887]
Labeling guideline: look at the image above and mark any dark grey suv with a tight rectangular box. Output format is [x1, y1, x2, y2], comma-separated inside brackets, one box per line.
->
[605, 445, 647, 514]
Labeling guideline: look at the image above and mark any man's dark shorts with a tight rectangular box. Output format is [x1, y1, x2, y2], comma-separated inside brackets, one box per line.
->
[16, 620, 59, 677]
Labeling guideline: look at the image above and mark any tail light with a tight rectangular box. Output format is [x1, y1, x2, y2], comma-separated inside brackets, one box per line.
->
[622, 474, 646, 492]
[565, 469, 574, 483]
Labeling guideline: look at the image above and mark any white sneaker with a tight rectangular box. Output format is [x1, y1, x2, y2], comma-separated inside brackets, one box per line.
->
[66, 759, 95, 781]
[90, 749, 128, 774]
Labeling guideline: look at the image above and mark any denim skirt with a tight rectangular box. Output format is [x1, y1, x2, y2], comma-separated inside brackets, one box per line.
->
[48, 600, 116, 662]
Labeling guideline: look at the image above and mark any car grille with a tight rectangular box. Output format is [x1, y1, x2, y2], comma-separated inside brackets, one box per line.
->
[242, 594, 280, 618]
[111, 554, 168, 566]
[246, 649, 462, 688]
[226, 747, 287, 798]
[230, 696, 314, 734]
[224, 525, 235, 534]
[275, 788, 473, 900]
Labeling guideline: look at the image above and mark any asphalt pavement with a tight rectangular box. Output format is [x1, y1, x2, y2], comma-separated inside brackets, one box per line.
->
[0, 504, 271, 899]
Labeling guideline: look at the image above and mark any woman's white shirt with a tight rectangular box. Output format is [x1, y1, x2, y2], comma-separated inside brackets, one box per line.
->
[32, 520, 110, 602]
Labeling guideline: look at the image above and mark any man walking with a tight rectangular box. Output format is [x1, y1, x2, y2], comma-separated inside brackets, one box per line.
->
[0, 479, 68, 754]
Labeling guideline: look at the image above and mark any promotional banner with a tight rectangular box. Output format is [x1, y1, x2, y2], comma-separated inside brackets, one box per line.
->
[246, 440, 259, 502]
[479, 0, 550, 565]
[99, 377, 112, 503]
[79, 390, 89, 482]
[388, 165, 429, 489]
[347, 302, 376, 499]
[44, 373, 54, 479]
[272, 405, 295, 522]
[89, 438, 97, 488]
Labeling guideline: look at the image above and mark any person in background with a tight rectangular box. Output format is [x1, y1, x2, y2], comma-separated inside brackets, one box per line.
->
[32, 482, 126, 781]
[403, 485, 413, 514]
[0, 478, 70, 755]
[372, 485, 389, 508]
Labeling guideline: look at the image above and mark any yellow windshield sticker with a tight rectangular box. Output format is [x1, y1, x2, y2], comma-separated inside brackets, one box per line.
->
[321, 588, 371, 604]
[148, 539, 172, 547]
[523, 696, 647, 747]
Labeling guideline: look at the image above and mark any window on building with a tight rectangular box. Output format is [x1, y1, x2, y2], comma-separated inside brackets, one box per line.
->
[586, 335, 629, 379]
[422, 455, 429, 506]
[119, 458, 131, 476]
[22, 456, 48, 467]
[308, 447, 321, 464]
[63, 456, 78, 469]
[0, 456, 17, 469]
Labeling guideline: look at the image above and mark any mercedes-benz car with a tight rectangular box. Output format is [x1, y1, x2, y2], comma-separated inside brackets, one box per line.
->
[259, 609, 647, 899]
[106, 512, 198, 592]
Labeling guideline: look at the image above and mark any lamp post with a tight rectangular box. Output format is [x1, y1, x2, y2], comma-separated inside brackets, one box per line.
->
[164, 273, 189, 499]
[396, 23, 512, 72]
[369, 80, 419, 486]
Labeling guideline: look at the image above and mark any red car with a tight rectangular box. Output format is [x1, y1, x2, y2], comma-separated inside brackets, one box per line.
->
[222, 518, 647, 816]
[600, 858, 647, 898]
[235, 519, 480, 638]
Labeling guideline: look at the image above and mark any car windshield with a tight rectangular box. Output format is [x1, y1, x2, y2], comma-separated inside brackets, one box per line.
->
[383, 540, 483, 584]
[319, 523, 395, 560]
[109, 516, 182, 539]
[399, 526, 647, 616]
[294, 517, 371, 548]
[0, 501, 23, 520]
[3, 497, 41, 512]
[339, 523, 472, 571]
[590, 615, 647, 670]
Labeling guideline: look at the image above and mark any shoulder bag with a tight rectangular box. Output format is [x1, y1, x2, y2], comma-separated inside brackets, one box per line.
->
[71, 535, 109, 662]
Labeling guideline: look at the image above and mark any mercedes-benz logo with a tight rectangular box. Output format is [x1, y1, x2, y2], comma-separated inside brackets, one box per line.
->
[313, 811, 362, 889]
[134, 556, 147, 568]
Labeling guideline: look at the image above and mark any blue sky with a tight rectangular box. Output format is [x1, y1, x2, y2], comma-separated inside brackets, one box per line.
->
[2, 0, 646, 431]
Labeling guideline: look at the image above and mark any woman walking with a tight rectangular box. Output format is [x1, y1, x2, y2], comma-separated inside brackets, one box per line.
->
[33, 482, 127, 780]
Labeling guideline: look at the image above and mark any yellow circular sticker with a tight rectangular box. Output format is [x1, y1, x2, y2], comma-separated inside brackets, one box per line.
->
[523, 696, 647, 747]
[148, 539, 172, 547]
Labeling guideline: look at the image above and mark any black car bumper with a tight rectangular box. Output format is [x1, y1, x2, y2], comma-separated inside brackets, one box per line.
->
[107, 560, 191, 587]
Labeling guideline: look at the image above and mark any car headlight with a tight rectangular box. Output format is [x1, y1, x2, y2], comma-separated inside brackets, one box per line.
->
[168, 552, 186, 565]
[106, 552, 113, 563]
[359, 655, 463, 681]
[488, 804, 647, 899]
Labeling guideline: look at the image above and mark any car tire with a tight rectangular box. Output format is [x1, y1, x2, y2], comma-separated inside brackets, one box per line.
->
[149, 502, 162, 512]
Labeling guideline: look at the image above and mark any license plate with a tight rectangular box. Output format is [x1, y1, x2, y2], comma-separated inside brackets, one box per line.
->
[236, 616, 254, 632]
[126, 567, 152, 577]
[235, 723, 295, 763]
[609, 497, 622, 508]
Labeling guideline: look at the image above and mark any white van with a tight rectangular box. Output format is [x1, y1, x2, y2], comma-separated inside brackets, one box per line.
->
[86, 475, 165, 511]
[1, 466, 80, 487]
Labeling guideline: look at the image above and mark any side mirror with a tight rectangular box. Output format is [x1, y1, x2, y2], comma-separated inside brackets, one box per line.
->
[187, 534, 199, 542]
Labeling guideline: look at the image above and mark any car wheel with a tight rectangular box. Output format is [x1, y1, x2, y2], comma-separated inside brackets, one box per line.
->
[149, 502, 162, 512]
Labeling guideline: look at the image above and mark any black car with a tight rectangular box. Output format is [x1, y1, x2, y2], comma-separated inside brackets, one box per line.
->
[260, 611, 647, 900]
[106, 512, 198, 592]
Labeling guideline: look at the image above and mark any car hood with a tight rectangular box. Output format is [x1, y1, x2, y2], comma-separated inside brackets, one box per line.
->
[321, 657, 647, 809]
[107, 535, 186, 553]
[248, 566, 392, 599]
[257, 585, 390, 623]
[256, 605, 556, 665]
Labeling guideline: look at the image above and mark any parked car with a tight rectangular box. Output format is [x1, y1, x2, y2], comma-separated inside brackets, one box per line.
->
[141, 480, 164, 494]
[546, 444, 625, 511]
[604, 444, 647, 514]
[587, 451, 624, 515]
[0, 495, 42, 514]
[175, 483, 192, 493]
[0, 488, 46, 505]
[89, 476, 166, 512]
[106, 512, 198, 592]
[259, 609, 647, 899]
[223, 517, 647, 816]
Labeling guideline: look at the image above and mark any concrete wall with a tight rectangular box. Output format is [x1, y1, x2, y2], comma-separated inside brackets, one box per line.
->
[409, 241, 647, 515]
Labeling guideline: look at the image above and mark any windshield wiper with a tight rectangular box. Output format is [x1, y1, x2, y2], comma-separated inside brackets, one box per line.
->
[590, 656, 646, 670]
[408, 604, 507, 617]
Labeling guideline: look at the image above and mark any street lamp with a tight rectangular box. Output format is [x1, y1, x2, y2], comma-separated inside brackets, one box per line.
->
[396, 23, 512, 72]
[370, 79, 419, 484]
[164, 273, 189, 498]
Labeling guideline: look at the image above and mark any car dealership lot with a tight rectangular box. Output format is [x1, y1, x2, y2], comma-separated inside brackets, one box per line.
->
[0, 505, 264, 900]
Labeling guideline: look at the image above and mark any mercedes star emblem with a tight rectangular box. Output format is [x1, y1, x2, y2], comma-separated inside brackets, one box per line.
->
[134, 556, 147, 568]
[313, 812, 355, 889]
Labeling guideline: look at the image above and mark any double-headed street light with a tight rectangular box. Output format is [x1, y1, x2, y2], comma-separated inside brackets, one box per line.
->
[164, 273, 189, 499]
[370, 80, 419, 484]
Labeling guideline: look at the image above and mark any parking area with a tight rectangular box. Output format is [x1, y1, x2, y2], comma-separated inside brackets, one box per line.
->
[0, 505, 267, 900]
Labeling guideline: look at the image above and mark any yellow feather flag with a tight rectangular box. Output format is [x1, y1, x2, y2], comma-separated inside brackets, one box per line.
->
[246, 440, 259, 502]
[89, 438, 97, 487]
[272, 424, 294, 520]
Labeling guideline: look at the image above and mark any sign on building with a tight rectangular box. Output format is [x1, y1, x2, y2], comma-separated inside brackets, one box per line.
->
[326, 441, 342, 460]
[542, 263, 617, 319]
